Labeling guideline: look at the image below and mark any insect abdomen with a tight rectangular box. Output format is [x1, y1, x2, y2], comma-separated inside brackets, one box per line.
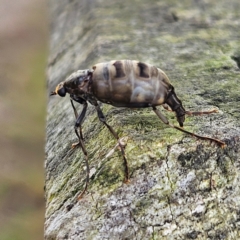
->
[91, 60, 171, 107]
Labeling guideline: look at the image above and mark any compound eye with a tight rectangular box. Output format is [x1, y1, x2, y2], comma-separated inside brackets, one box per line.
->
[57, 86, 66, 97]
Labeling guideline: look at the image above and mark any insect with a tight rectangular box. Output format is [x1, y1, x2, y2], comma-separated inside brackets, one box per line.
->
[50, 60, 225, 199]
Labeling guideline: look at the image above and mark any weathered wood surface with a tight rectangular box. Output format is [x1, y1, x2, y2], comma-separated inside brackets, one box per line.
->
[45, 0, 240, 239]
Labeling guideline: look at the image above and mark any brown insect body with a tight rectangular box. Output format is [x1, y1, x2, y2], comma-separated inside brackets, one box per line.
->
[51, 60, 225, 200]
[92, 60, 169, 107]
[59, 60, 185, 126]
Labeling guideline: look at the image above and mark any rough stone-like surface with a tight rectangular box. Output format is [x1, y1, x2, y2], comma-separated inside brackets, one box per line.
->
[45, 0, 240, 239]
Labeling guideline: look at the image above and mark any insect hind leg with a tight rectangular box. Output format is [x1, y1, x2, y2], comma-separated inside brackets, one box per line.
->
[185, 108, 218, 116]
[152, 106, 225, 148]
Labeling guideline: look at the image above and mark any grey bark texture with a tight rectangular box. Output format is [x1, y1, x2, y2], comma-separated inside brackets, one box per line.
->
[45, 0, 240, 239]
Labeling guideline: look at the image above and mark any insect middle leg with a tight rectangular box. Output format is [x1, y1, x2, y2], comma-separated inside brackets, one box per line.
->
[94, 104, 130, 183]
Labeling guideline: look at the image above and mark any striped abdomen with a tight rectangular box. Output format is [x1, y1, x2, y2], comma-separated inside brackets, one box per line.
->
[91, 60, 172, 107]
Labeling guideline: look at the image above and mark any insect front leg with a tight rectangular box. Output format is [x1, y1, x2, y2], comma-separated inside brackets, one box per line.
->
[70, 99, 79, 118]
[152, 106, 225, 148]
[70, 99, 90, 199]
[94, 104, 130, 183]
[70, 99, 86, 144]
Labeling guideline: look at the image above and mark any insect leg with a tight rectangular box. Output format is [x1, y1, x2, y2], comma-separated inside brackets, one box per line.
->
[71, 100, 88, 144]
[70, 99, 84, 140]
[70, 99, 79, 118]
[185, 109, 218, 116]
[70, 100, 90, 199]
[162, 104, 220, 119]
[94, 104, 130, 183]
[152, 106, 226, 148]
[162, 104, 173, 112]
